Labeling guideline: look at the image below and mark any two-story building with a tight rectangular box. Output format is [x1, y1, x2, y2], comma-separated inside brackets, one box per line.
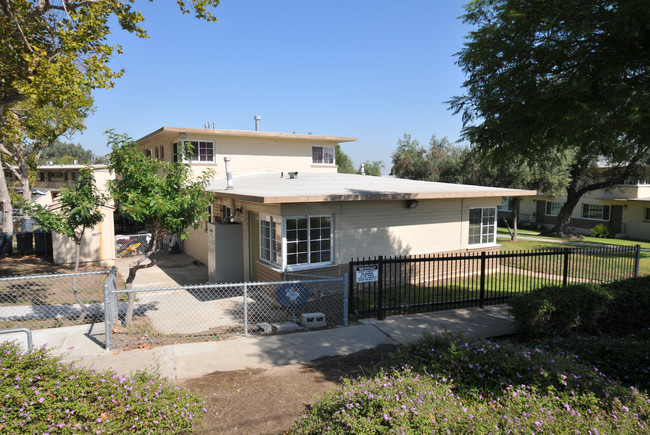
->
[511, 181, 650, 240]
[136, 127, 536, 282]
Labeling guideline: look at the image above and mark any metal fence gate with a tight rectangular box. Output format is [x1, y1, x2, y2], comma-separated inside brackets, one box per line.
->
[349, 245, 641, 320]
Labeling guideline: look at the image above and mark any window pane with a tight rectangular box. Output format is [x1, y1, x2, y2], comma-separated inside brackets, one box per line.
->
[312, 147, 323, 164]
[469, 207, 496, 247]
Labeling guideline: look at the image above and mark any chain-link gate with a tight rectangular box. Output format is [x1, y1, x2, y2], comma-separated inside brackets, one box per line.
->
[104, 273, 348, 350]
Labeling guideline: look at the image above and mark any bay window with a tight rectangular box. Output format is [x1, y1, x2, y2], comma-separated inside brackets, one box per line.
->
[260, 214, 333, 269]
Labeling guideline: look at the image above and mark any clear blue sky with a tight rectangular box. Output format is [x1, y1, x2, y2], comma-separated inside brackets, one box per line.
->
[72, 1, 471, 173]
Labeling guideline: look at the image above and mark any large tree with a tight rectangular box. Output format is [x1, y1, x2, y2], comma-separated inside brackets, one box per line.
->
[0, 0, 220, 119]
[0, 0, 220, 230]
[449, 0, 650, 236]
[107, 131, 215, 325]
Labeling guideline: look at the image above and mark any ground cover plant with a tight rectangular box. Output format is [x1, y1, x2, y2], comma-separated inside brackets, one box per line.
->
[289, 332, 650, 434]
[0, 341, 205, 433]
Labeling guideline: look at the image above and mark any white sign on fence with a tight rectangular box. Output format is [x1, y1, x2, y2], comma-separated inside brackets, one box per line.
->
[356, 265, 379, 283]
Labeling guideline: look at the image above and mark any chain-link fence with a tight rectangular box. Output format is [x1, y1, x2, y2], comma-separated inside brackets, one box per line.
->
[104, 274, 348, 351]
[115, 233, 152, 258]
[0, 271, 114, 330]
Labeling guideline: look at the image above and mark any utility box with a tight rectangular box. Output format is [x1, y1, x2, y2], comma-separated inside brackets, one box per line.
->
[301, 312, 327, 329]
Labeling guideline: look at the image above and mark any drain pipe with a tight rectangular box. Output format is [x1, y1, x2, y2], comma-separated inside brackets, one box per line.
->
[224, 156, 234, 190]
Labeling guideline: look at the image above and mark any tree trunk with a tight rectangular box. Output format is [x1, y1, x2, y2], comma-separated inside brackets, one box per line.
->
[551, 188, 584, 237]
[511, 197, 520, 241]
[73, 242, 89, 322]
[0, 159, 13, 232]
[124, 235, 158, 326]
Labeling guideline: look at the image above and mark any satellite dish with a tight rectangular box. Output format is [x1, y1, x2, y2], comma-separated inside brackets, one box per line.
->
[275, 283, 310, 323]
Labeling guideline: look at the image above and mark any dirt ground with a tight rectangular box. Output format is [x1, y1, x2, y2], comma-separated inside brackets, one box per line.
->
[0, 255, 107, 277]
[185, 344, 399, 435]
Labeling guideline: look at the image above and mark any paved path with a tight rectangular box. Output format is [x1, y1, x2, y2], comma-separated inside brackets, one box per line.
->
[1, 305, 514, 382]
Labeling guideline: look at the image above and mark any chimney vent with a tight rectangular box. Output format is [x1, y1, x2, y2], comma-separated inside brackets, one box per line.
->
[254, 115, 261, 131]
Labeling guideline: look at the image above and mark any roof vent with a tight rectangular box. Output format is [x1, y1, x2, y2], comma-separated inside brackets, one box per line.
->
[288, 171, 298, 179]
[254, 115, 261, 131]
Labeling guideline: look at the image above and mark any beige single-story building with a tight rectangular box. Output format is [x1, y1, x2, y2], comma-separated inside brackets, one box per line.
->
[195, 172, 535, 282]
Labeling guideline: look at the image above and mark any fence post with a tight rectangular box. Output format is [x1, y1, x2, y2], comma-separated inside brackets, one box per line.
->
[478, 251, 486, 308]
[377, 256, 384, 321]
[634, 244, 641, 278]
[343, 273, 349, 327]
[562, 248, 571, 287]
[243, 283, 248, 336]
[348, 260, 354, 317]
[103, 267, 116, 351]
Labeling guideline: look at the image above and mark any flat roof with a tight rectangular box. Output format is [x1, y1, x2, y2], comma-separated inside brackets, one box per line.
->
[137, 126, 357, 145]
[207, 172, 536, 204]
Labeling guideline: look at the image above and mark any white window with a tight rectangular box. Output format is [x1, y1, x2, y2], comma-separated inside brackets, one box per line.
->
[497, 197, 511, 211]
[260, 215, 282, 265]
[259, 214, 334, 269]
[468, 207, 497, 247]
[173, 141, 215, 163]
[582, 204, 610, 221]
[545, 201, 563, 216]
[286, 215, 332, 267]
[312, 146, 335, 165]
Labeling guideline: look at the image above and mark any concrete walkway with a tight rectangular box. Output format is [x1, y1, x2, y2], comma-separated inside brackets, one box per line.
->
[1, 305, 514, 382]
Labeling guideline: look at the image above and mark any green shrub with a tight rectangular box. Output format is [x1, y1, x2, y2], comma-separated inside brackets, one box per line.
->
[590, 223, 615, 238]
[603, 276, 650, 334]
[0, 341, 205, 433]
[507, 283, 612, 339]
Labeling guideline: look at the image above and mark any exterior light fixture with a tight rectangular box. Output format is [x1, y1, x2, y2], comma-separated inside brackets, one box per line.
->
[179, 132, 186, 139]
[406, 200, 419, 209]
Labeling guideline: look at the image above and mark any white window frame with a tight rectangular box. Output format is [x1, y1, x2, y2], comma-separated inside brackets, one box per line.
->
[312, 146, 335, 165]
[284, 214, 333, 270]
[259, 213, 334, 271]
[545, 201, 563, 216]
[468, 207, 497, 248]
[259, 214, 282, 266]
[581, 204, 610, 221]
[173, 140, 215, 163]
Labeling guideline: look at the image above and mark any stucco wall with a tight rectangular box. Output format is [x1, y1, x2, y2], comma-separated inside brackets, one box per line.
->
[52, 206, 115, 266]
[137, 133, 338, 179]
[620, 203, 650, 241]
[280, 197, 501, 262]
[184, 226, 210, 265]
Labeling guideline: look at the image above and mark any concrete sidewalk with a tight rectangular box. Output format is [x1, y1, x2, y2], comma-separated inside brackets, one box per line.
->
[1, 305, 514, 382]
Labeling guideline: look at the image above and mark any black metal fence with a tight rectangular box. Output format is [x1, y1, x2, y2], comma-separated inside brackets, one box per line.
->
[349, 245, 641, 320]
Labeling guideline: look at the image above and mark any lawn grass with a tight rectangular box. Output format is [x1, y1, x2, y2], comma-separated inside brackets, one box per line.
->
[499, 238, 650, 276]
[497, 225, 650, 249]
[352, 272, 565, 317]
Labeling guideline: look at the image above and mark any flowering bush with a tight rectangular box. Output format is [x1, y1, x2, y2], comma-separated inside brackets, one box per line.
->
[289, 333, 650, 433]
[0, 342, 205, 433]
